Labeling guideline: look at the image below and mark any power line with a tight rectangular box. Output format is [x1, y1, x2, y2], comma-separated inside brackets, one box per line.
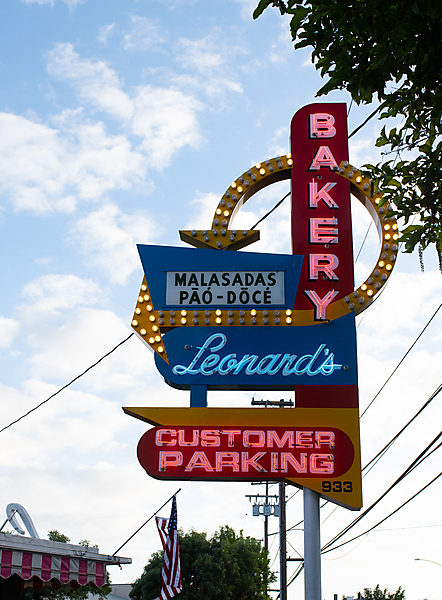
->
[323, 470, 442, 555]
[361, 301, 442, 417]
[363, 383, 442, 475]
[284, 382, 441, 535]
[354, 221, 373, 264]
[322, 431, 442, 552]
[0, 332, 134, 434]
[287, 563, 304, 589]
[112, 488, 181, 556]
[285, 469, 442, 589]
[250, 191, 291, 231]
[348, 104, 385, 139]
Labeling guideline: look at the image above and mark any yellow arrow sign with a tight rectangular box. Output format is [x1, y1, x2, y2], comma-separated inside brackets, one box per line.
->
[131, 159, 399, 363]
[124, 406, 362, 510]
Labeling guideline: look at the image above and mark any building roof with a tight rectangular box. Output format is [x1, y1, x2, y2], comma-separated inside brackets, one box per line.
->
[0, 532, 131, 590]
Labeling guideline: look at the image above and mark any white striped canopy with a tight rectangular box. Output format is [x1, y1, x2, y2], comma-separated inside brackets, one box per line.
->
[0, 532, 131, 590]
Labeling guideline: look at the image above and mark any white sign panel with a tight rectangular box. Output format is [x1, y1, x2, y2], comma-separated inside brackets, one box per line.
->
[166, 271, 285, 306]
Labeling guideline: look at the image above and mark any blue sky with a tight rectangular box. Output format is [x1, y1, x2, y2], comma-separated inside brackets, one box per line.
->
[1, 1, 441, 598]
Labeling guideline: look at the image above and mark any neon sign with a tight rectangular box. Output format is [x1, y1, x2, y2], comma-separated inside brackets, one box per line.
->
[131, 116, 398, 365]
[153, 315, 357, 392]
[126, 102, 400, 510]
[171, 333, 342, 378]
[137, 425, 354, 481]
[291, 104, 354, 322]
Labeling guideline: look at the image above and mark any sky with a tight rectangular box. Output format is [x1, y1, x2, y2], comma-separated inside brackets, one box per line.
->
[0, 1, 441, 599]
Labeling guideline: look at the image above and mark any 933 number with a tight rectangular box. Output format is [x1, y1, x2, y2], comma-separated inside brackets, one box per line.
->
[322, 481, 353, 493]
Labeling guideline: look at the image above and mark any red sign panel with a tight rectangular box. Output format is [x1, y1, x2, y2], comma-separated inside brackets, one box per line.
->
[137, 425, 354, 481]
[291, 103, 353, 317]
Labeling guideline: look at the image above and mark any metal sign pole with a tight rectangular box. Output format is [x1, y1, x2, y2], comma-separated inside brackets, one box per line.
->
[279, 481, 287, 600]
[303, 487, 321, 600]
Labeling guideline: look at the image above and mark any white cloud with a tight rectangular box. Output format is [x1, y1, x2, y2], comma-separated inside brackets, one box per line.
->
[358, 270, 442, 340]
[122, 15, 168, 51]
[26, 307, 129, 380]
[177, 37, 224, 73]
[21, 274, 100, 316]
[47, 44, 134, 121]
[0, 317, 20, 348]
[0, 111, 146, 213]
[0, 383, 124, 463]
[232, 0, 258, 20]
[21, 0, 84, 6]
[72, 204, 162, 284]
[47, 43, 202, 170]
[58, 113, 146, 200]
[349, 124, 384, 167]
[186, 180, 292, 255]
[97, 23, 116, 46]
[185, 192, 222, 230]
[268, 125, 290, 157]
[0, 113, 75, 213]
[174, 33, 244, 103]
[131, 85, 202, 168]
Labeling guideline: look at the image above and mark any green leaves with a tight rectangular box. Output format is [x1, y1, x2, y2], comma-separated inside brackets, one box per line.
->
[130, 525, 275, 600]
[253, 0, 287, 19]
[254, 0, 442, 257]
[362, 584, 405, 600]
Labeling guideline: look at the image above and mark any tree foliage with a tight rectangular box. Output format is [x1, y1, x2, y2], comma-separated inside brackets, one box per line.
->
[130, 525, 275, 600]
[21, 531, 111, 600]
[254, 0, 442, 258]
[361, 584, 405, 600]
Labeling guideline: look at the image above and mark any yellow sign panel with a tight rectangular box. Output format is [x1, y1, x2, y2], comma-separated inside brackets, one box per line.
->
[124, 407, 362, 510]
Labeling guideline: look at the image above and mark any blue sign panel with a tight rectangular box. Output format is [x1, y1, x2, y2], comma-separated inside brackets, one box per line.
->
[137, 245, 304, 310]
[154, 313, 357, 390]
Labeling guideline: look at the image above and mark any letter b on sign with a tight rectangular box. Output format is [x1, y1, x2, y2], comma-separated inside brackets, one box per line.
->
[309, 113, 336, 138]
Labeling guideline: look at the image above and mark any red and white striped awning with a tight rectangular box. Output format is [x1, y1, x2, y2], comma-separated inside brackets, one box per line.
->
[0, 548, 106, 588]
[0, 533, 131, 590]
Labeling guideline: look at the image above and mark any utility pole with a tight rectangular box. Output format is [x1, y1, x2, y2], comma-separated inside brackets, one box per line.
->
[264, 481, 269, 553]
[249, 397, 292, 600]
[246, 486, 279, 597]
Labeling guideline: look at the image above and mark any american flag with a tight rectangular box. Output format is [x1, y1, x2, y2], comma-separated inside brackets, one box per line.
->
[156, 496, 182, 600]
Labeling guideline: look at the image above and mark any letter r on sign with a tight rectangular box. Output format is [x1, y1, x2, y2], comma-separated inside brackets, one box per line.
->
[309, 254, 339, 280]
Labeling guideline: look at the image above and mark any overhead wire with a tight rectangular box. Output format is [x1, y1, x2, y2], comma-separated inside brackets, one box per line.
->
[285, 466, 442, 589]
[322, 470, 442, 556]
[348, 103, 385, 139]
[360, 301, 442, 417]
[253, 200, 442, 551]
[252, 105, 441, 578]
[250, 191, 291, 231]
[287, 462, 441, 587]
[325, 383, 441, 531]
[0, 332, 134, 434]
[2, 103, 438, 571]
[354, 221, 373, 264]
[285, 381, 442, 563]
[321, 431, 442, 552]
[363, 382, 442, 475]
[286, 376, 442, 533]
[283, 378, 442, 556]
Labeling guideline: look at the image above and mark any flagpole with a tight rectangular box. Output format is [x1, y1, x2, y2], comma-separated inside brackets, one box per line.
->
[112, 488, 182, 556]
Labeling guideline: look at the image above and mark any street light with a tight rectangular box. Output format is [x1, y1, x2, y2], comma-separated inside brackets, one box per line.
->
[414, 558, 442, 568]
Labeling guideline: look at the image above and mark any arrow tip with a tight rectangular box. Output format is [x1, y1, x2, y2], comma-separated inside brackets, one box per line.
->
[179, 229, 259, 250]
[131, 278, 169, 363]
